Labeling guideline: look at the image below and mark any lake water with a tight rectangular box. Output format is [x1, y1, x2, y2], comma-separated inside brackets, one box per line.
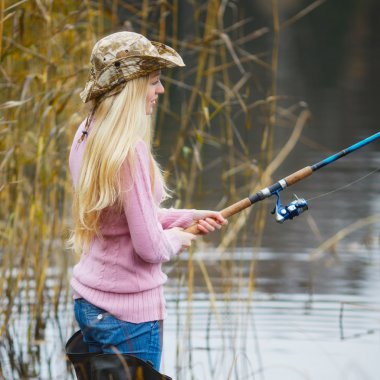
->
[162, 244, 380, 380]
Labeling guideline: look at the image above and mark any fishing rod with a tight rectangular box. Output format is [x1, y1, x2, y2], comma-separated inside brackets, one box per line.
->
[187, 131, 380, 233]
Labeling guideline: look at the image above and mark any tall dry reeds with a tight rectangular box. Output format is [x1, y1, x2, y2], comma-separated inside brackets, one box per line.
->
[0, 2, 97, 374]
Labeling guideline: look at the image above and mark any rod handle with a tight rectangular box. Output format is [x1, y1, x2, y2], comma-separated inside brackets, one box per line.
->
[284, 166, 313, 186]
[184, 198, 252, 235]
[220, 197, 252, 218]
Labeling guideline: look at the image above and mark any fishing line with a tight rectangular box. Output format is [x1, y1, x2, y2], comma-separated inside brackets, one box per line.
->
[307, 166, 380, 202]
[185, 132, 380, 230]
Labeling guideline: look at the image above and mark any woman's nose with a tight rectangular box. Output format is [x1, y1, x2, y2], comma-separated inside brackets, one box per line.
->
[157, 82, 165, 94]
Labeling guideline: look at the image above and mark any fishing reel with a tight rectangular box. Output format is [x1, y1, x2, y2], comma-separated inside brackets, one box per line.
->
[271, 192, 308, 223]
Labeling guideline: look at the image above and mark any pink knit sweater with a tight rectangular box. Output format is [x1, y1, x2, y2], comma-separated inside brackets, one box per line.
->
[69, 121, 195, 323]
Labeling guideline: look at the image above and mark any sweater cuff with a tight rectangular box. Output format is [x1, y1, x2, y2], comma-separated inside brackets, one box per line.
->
[172, 209, 196, 229]
[159, 208, 196, 229]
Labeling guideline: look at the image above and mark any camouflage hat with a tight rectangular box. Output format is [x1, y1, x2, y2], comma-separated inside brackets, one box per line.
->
[80, 31, 185, 103]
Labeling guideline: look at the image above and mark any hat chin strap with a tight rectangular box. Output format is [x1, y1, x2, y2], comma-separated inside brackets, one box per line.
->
[78, 103, 99, 143]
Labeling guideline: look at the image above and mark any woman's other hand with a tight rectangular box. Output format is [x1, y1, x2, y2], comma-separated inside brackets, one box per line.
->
[171, 227, 197, 253]
[193, 210, 228, 234]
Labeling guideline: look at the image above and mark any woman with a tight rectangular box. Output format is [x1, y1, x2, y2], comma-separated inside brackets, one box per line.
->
[68, 31, 226, 371]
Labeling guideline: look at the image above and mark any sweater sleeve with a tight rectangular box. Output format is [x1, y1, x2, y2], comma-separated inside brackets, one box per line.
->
[157, 207, 196, 229]
[122, 141, 183, 263]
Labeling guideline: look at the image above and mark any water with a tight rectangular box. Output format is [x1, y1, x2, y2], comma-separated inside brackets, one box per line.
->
[162, 244, 380, 380]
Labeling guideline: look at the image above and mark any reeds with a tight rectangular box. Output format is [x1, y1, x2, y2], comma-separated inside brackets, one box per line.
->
[0, 2, 95, 377]
[0, 1, 319, 378]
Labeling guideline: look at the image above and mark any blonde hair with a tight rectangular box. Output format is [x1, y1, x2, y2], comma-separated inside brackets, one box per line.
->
[68, 76, 167, 254]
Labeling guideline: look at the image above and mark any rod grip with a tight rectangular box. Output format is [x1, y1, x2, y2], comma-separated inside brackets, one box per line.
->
[184, 198, 252, 235]
[220, 197, 252, 218]
[284, 166, 313, 186]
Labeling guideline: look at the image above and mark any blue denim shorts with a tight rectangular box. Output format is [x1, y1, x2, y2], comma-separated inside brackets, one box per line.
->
[74, 298, 162, 370]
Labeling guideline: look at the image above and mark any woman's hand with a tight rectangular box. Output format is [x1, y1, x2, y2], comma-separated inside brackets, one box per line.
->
[193, 210, 228, 234]
[172, 227, 197, 253]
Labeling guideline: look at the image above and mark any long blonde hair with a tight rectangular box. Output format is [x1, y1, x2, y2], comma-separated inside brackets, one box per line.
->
[69, 76, 166, 254]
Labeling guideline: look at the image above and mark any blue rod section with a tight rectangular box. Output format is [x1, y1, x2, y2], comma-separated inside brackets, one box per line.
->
[311, 132, 380, 171]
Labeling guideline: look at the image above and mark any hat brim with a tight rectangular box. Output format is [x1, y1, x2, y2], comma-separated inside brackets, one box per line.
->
[80, 41, 185, 103]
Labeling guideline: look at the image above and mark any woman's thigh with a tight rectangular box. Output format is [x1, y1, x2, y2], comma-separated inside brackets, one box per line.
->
[74, 298, 162, 370]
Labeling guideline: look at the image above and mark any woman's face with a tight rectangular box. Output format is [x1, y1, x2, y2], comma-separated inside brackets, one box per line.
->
[146, 71, 165, 115]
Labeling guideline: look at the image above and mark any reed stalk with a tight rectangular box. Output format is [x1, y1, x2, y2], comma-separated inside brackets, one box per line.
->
[309, 214, 380, 261]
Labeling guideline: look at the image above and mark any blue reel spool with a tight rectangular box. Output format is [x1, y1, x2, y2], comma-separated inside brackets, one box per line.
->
[271, 192, 309, 223]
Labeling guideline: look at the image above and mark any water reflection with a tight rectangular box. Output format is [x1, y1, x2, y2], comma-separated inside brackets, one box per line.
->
[162, 244, 380, 380]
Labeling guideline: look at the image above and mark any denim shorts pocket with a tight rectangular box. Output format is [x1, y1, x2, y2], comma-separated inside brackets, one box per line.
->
[75, 299, 110, 330]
